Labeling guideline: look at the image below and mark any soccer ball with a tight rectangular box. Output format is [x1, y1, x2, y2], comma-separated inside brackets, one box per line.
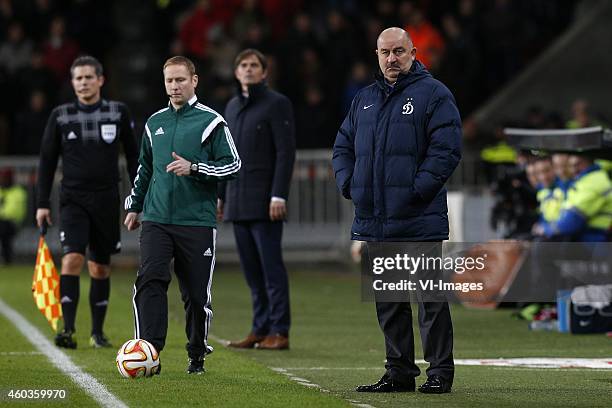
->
[116, 339, 160, 378]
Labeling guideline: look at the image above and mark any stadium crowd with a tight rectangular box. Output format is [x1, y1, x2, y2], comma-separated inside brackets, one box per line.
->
[0, 0, 577, 153]
[482, 99, 611, 242]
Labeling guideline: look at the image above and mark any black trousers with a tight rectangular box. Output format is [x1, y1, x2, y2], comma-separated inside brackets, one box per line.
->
[133, 222, 215, 358]
[376, 300, 454, 384]
[370, 242, 454, 385]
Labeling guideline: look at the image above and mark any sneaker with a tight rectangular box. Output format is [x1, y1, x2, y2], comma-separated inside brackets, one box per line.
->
[55, 330, 77, 349]
[89, 333, 112, 348]
[186, 356, 205, 374]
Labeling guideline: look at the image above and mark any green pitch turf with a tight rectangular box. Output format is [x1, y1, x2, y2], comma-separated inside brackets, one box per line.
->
[1, 263, 610, 407]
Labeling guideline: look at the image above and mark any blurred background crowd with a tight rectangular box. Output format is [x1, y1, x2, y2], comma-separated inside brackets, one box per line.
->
[0, 0, 580, 153]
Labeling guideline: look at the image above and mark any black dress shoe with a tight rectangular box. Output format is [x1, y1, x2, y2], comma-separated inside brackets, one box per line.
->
[356, 375, 415, 393]
[418, 375, 452, 394]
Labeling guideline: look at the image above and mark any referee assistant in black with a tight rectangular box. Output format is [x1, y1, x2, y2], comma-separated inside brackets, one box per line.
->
[36, 56, 139, 349]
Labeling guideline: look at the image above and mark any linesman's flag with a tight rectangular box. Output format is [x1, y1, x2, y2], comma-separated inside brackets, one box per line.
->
[32, 235, 62, 331]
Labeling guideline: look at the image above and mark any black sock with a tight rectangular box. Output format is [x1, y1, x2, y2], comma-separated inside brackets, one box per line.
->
[59, 275, 79, 332]
[90, 277, 110, 335]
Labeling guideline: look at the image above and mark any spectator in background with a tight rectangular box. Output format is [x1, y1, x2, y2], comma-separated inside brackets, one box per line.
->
[17, 49, 57, 107]
[324, 9, 356, 84]
[362, 17, 384, 61]
[0, 20, 33, 126]
[0, 0, 15, 38]
[490, 152, 539, 239]
[481, 0, 521, 93]
[322, 9, 358, 117]
[278, 12, 320, 100]
[13, 90, 49, 155]
[42, 16, 79, 82]
[566, 99, 605, 129]
[341, 61, 371, 116]
[208, 25, 239, 83]
[24, 0, 56, 42]
[259, 0, 303, 40]
[566, 99, 612, 173]
[552, 153, 573, 185]
[240, 21, 272, 54]
[480, 123, 517, 183]
[295, 86, 334, 148]
[523, 106, 547, 129]
[532, 154, 572, 238]
[456, 0, 480, 40]
[401, 1, 445, 72]
[232, 0, 269, 44]
[376, 0, 399, 28]
[178, 0, 216, 63]
[437, 13, 481, 115]
[0, 21, 33, 76]
[531, 156, 563, 238]
[0, 168, 27, 264]
[541, 155, 611, 242]
[221, 49, 295, 351]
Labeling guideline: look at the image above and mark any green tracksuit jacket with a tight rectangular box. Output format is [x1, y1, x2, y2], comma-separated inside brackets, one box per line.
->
[125, 97, 241, 227]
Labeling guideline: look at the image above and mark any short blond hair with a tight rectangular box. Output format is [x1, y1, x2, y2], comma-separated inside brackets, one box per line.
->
[163, 56, 196, 76]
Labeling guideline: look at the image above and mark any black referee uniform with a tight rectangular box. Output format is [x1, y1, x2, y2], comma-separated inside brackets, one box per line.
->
[37, 98, 138, 339]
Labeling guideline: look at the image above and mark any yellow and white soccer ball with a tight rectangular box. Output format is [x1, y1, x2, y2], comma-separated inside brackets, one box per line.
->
[116, 339, 160, 378]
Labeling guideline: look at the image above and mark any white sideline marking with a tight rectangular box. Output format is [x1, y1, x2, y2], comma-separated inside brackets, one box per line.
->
[452, 357, 612, 369]
[216, 337, 376, 408]
[0, 298, 128, 408]
[0, 351, 43, 355]
[208, 333, 229, 346]
[278, 357, 612, 371]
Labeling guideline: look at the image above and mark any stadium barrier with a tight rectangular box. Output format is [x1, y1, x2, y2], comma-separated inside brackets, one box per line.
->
[4, 151, 492, 263]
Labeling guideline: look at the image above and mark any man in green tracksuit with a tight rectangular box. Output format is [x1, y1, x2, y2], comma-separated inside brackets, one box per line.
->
[124, 56, 241, 375]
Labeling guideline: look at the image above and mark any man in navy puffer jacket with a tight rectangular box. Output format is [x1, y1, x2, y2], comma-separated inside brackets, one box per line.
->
[333, 27, 461, 394]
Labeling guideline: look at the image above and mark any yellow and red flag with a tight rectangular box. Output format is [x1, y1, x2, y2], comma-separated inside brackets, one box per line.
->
[32, 236, 62, 331]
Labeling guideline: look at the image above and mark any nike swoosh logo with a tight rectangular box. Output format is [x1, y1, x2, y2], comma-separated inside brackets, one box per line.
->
[363, 104, 374, 110]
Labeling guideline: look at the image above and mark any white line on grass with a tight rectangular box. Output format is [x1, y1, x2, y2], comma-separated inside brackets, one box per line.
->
[0, 351, 43, 355]
[0, 297, 128, 408]
[272, 368, 375, 408]
[491, 367, 612, 373]
[277, 357, 612, 371]
[210, 334, 376, 408]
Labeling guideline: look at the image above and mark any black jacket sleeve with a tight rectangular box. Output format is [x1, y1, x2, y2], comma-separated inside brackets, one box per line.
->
[269, 96, 296, 199]
[332, 97, 357, 200]
[36, 109, 61, 209]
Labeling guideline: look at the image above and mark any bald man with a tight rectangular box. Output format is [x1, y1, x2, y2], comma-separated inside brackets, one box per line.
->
[333, 27, 461, 393]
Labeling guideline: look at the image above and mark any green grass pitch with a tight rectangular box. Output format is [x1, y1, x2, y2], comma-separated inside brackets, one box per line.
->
[0, 264, 610, 407]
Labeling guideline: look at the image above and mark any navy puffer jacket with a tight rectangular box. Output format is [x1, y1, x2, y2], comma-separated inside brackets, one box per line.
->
[332, 61, 462, 241]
